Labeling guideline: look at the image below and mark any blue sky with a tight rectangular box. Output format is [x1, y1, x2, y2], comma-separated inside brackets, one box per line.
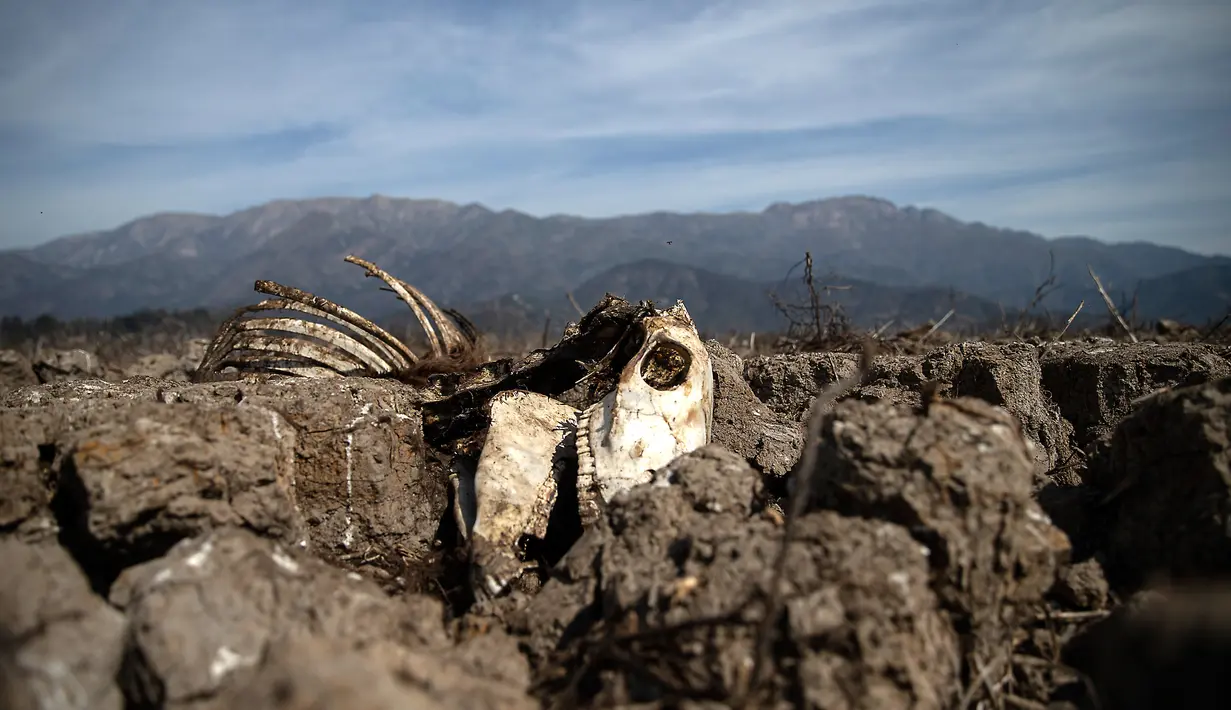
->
[1, 0, 1228, 254]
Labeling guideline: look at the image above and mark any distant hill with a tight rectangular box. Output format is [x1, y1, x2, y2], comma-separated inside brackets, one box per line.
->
[1131, 264, 1231, 324]
[443, 259, 1010, 340]
[2, 195, 1227, 326]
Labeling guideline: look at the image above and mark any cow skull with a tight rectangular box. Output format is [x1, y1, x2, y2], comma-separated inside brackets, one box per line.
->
[463, 302, 714, 599]
[576, 302, 714, 525]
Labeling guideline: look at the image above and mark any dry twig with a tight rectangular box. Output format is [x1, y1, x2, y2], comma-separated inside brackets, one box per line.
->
[1013, 250, 1061, 335]
[566, 291, 584, 317]
[1200, 309, 1230, 342]
[1087, 265, 1137, 342]
[1053, 300, 1085, 342]
[1033, 609, 1111, 623]
[767, 251, 854, 351]
[956, 650, 1009, 710]
[922, 308, 955, 342]
[1003, 693, 1049, 710]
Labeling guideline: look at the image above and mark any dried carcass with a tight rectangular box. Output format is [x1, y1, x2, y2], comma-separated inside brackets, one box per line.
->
[195, 257, 715, 601]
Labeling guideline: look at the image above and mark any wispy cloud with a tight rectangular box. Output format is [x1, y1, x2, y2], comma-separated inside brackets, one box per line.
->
[1, 0, 1228, 253]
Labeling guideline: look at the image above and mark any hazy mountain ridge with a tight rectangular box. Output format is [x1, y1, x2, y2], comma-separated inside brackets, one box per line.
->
[445, 258, 1008, 339]
[3, 194, 1227, 324]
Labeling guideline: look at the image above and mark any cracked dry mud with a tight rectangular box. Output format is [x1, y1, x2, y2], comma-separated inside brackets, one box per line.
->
[2, 335, 1230, 709]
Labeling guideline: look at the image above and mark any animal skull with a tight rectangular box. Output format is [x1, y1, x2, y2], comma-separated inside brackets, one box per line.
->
[463, 302, 714, 599]
[576, 302, 713, 525]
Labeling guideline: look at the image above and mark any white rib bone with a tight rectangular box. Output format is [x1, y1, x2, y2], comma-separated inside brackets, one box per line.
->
[238, 298, 415, 371]
[344, 256, 461, 359]
[222, 333, 367, 374]
[231, 317, 394, 375]
[396, 278, 471, 356]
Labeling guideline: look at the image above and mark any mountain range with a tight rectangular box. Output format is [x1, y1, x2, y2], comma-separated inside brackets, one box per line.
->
[2, 195, 1227, 334]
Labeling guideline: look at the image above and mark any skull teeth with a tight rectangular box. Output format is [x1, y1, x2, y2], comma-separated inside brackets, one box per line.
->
[575, 401, 604, 528]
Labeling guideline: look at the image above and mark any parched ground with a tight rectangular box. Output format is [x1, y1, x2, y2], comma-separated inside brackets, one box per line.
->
[2, 334, 1230, 709]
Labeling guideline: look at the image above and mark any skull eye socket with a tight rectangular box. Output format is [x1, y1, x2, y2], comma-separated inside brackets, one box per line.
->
[639, 341, 692, 390]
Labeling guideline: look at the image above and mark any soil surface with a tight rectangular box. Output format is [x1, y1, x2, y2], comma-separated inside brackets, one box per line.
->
[3, 321, 1231, 709]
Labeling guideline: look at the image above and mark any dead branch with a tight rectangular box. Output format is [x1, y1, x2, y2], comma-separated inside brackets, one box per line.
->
[1013, 250, 1061, 335]
[1127, 284, 1140, 331]
[1032, 609, 1111, 623]
[1003, 693, 1049, 710]
[956, 650, 1009, 710]
[1087, 265, 1137, 343]
[767, 251, 854, 351]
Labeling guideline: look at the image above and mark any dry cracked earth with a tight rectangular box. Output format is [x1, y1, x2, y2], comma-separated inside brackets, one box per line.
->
[2, 333, 1230, 709]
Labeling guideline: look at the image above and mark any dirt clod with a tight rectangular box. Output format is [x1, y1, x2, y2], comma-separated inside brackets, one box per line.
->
[174, 377, 446, 588]
[0, 349, 38, 397]
[1040, 341, 1231, 452]
[705, 341, 804, 479]
[947, 342, 1074, 479]
[109, 527, 454, 710]
[0, 538, 127, 710]
[806, 396, 1071, 661]
[743, 351, 860, 421]
[1063, 584, 1231, 710]
[514, 445, 960, 708]
[1052, 558, 1111, 610]
[56, 401, 305, 592]
[1094, 376, 1231, 588]
[31, 349, 106, 384]
[222, 632, 536, 710]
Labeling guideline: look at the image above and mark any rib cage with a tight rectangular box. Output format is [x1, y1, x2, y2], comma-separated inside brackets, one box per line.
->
[194, 255, 478, 382]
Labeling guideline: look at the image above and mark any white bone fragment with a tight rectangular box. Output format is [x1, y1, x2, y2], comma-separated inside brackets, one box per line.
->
[577, 302, 713, 517]
[469, 390, 578, 599]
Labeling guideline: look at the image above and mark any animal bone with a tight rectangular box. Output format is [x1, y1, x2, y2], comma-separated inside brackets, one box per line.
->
[194, 255, 477, 382]
[575, 302, 713, 525]
[463, 390, 578, 599]
[463, 301, 714, 598]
